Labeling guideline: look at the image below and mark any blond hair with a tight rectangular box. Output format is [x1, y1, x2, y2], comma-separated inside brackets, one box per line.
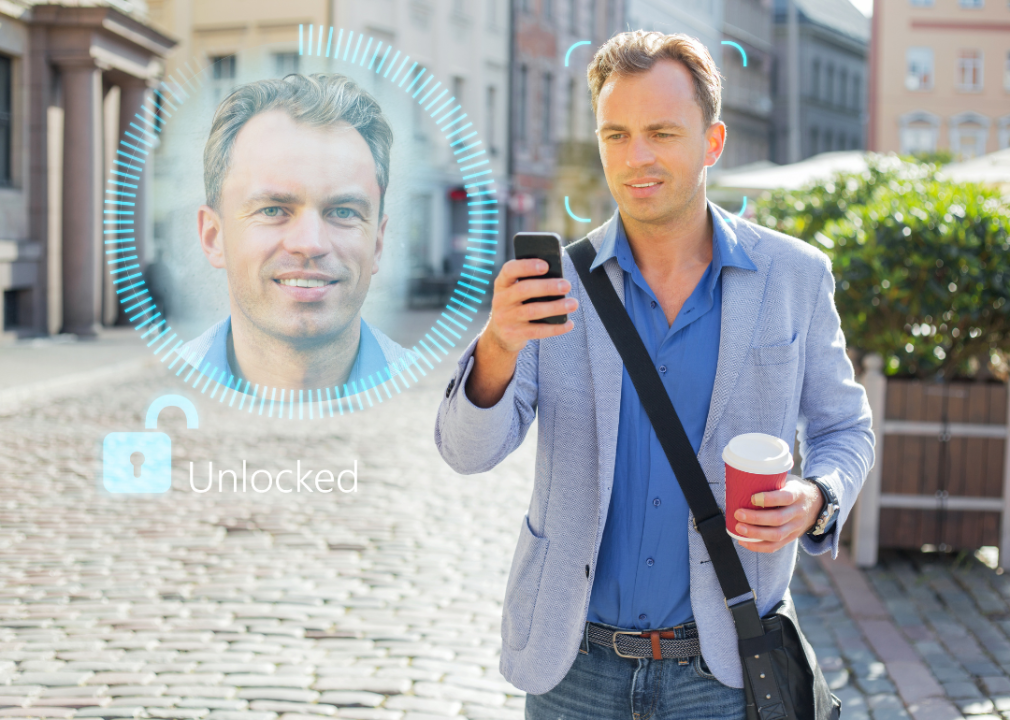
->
[204, 73, 393, 213]
[586, 31, 723, 127]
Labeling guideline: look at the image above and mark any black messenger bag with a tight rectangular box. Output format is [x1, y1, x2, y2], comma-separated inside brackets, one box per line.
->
[568, 237, 841, 720]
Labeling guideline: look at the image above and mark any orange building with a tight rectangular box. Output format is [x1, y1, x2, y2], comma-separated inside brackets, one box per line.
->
[868, 0, 1010, 159]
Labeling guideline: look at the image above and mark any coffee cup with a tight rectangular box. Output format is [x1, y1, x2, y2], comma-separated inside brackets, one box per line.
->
[722, 433, 794, 543]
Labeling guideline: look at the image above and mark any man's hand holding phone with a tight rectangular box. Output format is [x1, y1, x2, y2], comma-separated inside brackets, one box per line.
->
[464, 258, 578, 408]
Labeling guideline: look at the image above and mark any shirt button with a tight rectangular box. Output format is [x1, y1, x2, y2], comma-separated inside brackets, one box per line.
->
[639, 613, 647, 621]
[659, 365, 667, 373]
[650, 300, 657, 309]
[653, 497, 661, 507]
[646, 558, 655, 567]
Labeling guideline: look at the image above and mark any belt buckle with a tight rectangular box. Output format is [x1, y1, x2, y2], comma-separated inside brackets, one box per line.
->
[611, 630, 647, 658]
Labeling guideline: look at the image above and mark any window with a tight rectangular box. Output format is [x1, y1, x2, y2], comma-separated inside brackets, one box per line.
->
[825, 129, 834, 151]
[569, 0, 578, 33]
[542, 72, 553, 142]
[950, 112, 989, 159]
[839, 69, 848, 109]
[853, 75, 862, 111]
[810, 127, 819, 155]
[957, 49, 984, 91]
[543, 0, 553, 19]
[906, 47, 934, 90]
[909, 0, 934, 5]
[826, 64, 835, 104]
[211, 55, 236, 80]
[899, 111, 940, 154]
[0, 55, 10, 186]
[452, 76, 465, 111]
[517, 65, 528, 140]
[486, 0, 499, 28]
[274, 52, 299, 76]
[811, 59, 821, 99]
[486, 85, 497, 154]
[998, 114, 1010, 150]
[413, 99, 427, 141]
[959, 0, 983, 7]
[1005, 52, 1010, 91]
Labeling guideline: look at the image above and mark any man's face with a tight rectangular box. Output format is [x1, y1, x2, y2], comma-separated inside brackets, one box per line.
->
[198, 109, 386, 345]
[595, 59, 725, 227]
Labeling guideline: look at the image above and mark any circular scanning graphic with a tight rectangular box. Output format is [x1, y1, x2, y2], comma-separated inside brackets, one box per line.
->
[109, 26, 499, 419]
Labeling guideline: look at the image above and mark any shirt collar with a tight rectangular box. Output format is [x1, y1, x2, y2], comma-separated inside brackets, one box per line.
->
[589, 201, 757, 275]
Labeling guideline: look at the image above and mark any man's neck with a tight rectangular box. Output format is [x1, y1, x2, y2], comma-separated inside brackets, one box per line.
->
[621, 194, 713, 276]
[226, 314, 361, 390]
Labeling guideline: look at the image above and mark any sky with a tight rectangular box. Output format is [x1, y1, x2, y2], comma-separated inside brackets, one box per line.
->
[849, 0, 873, 16]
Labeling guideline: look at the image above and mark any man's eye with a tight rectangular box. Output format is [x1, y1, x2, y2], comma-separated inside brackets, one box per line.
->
[261, 207, 283, 217]
[332, 207, 359, 220]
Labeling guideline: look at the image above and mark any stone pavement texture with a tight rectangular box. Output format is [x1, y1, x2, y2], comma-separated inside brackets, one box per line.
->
[1, 351, 1009, 720]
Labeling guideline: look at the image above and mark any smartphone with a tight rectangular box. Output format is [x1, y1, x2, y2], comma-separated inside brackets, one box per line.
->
[513, 232, 567, 325]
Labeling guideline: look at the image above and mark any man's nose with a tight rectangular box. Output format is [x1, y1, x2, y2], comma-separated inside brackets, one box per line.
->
[281, 210, 328, 257]
[625, 135, 656, 168]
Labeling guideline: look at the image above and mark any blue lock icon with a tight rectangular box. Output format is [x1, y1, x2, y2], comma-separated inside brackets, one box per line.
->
[103, 395, 199, 493]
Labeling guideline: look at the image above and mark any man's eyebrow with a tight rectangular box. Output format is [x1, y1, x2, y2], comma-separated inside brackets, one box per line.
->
[241, 192, 302, 210]
[324, 193, 374, 216]
[598, 120, 687, 132]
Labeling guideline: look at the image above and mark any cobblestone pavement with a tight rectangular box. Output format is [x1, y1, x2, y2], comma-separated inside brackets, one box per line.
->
[0, 362, 1007, 720]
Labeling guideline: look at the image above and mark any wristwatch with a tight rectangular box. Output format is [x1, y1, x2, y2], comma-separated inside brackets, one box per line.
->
[804, 476, 839, 540]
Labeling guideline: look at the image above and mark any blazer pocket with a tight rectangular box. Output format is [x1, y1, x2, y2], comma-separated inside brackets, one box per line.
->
[751, 334, 799, 367]
[501, 514, 550, 651]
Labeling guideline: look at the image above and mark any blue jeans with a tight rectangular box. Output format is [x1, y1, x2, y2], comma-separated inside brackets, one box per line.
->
[525, 623, 747, 720]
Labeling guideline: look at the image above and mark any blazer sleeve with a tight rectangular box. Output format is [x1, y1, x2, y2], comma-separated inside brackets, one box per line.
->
[434, 331, 541, 475]
[797, 257, 876, 559]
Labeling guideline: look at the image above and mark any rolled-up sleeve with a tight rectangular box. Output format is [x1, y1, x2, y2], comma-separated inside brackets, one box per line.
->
[434, 332, 541, 474]
[797, 258, 876, 559]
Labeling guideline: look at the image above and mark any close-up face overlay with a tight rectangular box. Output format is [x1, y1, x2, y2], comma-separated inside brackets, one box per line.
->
[198, 108, 387, 349]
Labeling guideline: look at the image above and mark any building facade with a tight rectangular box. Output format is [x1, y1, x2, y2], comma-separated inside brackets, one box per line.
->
[771, 0, 869, 164]
[868, 0, 1010, 159]
[0, 0, 174, 339]
[721, 0, 774, 170]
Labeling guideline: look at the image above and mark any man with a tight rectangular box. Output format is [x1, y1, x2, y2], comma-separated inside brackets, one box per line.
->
[178, 73, 415, 394]
[435, 31, 874, 719]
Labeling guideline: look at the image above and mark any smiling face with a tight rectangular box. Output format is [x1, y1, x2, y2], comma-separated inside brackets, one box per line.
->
[198, 109, 386, 346]
[595, 59, 725, 228]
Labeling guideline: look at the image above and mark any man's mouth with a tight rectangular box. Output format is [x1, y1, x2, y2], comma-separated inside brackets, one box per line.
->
[276, 278, 335, 288]
[628, 181, 661, 188]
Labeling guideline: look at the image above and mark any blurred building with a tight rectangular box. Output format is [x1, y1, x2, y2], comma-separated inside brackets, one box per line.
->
[147, 0, 509, 308]
[508, 0, 625, 246]
[868, 0, 1010, 159]
[720, 0, 774, 170]
[770, 0, 869, 164]
[0, 0, 174, 339]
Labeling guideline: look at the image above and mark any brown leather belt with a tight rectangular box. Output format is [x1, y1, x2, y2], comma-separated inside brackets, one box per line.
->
[586, 621, 701, 661]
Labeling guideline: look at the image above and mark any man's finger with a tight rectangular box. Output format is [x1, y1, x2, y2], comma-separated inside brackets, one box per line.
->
[751, 488, 800, 508]
[735, 507, 791, 527]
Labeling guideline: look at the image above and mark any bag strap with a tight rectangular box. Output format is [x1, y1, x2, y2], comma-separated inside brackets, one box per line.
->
[567, 236, 765, 641]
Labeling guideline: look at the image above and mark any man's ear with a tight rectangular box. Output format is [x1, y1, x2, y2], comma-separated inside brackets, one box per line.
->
[372, 213, 388, 275]
[198, 205, 226, 269]
[704, 121, 727, 168]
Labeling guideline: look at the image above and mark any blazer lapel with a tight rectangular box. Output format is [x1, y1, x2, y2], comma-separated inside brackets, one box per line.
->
[699, 231, 772, 457]
[576, 218, 624, 531]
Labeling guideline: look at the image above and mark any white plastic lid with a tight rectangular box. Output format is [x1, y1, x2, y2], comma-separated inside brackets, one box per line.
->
[722, 433, 793, 475]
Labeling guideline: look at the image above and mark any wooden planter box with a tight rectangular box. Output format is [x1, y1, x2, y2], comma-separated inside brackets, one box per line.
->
[851, 355, 1010, 567]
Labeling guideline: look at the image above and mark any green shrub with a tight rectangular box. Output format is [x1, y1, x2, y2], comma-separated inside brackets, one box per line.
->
[754, 155, 1010, 379]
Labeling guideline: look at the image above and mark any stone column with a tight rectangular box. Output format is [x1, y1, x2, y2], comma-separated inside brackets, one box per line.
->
[118, 78, 152, 267]
[58, 60, 104, 337]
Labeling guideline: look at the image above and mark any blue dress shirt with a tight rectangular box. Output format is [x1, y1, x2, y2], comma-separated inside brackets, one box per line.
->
[201, 316, 389, 391]
[586, 206, 757, 631]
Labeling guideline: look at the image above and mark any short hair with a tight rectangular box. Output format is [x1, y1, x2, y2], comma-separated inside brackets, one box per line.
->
[204, 73, 393, 214]
[586, 31, 722, 128]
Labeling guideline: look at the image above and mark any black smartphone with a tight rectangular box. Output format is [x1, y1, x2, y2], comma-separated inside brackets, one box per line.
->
[513, 232, 567, 325]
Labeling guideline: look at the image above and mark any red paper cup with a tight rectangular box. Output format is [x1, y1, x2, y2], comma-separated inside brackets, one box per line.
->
[722, 433, 794, 543]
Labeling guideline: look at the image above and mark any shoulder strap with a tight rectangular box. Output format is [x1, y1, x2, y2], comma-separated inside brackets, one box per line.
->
[567, 236, 765, 640]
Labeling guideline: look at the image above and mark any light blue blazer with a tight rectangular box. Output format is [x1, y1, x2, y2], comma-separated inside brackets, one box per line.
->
[435, 206, 875, 694]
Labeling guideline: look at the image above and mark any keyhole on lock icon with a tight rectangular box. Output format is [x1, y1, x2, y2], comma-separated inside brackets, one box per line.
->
[130, 452, 145, 478]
